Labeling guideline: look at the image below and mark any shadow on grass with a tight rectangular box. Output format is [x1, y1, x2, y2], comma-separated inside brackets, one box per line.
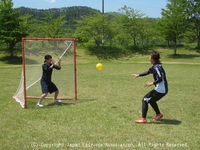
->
[148, 119, 182, 125]
[87, 46, 126, 60]
[128, 45, 152, 55]
[86, 45, 152, 60]
[46, 98, 97, 107]
[74, 98, 97, 104]
[167, 54, 200, 59]
[27, 98, 98, 109]
[0, 55, 40, 65]
[0, 55, 22, 64]
[47, 102, 75, 107]
[25, 100, 75, 109]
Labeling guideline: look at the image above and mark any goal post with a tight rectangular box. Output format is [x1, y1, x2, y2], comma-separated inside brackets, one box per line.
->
[13, 38, 77, 108]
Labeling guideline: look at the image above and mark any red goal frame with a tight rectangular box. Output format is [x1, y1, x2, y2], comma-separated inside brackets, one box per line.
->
[15, 38, 77, 108]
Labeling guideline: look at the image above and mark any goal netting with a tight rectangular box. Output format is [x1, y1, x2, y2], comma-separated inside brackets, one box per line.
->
[13, 38, 77, 108]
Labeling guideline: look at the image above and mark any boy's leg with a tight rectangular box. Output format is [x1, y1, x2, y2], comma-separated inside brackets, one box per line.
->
[149, 101, 160, 114]
[54, 90, 62, 103]
[48, 82, 61, 103]
[54, 90, 59, 100]
[135, 90, 153, 123]
[142, 99, 148, 118]
[36, 93, 48, 107]
[39, 93, 48, 103]
[37, 81, 48, 107]
[148, 91, 166, 121]
[141, 90, 154, 118]
[149, 91, 165, 114]
[150, 101, 163, 121]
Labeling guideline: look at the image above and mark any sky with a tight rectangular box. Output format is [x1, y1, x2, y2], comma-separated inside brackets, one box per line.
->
[12, 0, 168, 18]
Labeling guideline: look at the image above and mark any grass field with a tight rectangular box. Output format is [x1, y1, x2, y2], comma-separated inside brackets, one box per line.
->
[0, 48, 200, 150]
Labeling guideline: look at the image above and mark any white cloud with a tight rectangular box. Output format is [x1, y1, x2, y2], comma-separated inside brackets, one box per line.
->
[50, 0, 56, 3]
[46, 0, 56, 4]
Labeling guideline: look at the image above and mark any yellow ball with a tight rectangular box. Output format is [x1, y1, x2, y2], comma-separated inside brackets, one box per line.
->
[96, 63, 103, 70]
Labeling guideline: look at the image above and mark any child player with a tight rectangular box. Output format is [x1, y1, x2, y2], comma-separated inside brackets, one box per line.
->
[132, 50, 168, 123]
[36, 54, 62, 107]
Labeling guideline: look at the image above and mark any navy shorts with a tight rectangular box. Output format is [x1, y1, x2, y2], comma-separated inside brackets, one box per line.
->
[41, 81, 58, 94]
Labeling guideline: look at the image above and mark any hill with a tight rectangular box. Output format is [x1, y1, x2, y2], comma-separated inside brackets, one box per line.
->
[16, 6, 100, 25]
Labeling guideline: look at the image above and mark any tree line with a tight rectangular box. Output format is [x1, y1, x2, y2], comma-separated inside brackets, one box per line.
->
[0, 0, 200, 57]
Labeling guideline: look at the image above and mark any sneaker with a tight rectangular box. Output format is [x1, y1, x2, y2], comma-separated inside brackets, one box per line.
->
[36, 102, 43, 107]
[135, 117, 147, 123]
[54, 99, 62, 103]
[153, 113, 163, 121]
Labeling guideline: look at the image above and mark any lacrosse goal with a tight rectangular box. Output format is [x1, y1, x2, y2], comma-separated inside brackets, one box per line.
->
[13, 38, 77, 108]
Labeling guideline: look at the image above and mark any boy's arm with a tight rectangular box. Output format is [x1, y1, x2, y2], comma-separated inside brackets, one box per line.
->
[53, 59, 61, 70]
[132, 70, 150, 79]
[57, 59, 61, 68]
[139, 70, 150, 76]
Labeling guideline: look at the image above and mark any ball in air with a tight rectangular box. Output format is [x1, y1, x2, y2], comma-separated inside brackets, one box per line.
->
[96, 63, 103, 70]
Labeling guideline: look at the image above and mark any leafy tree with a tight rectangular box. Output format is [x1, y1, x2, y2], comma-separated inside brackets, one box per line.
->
[147, 19, 163, 45]
[105, 15, 127, 47]
[118, 5, 146, 47]
[160, 0, 189, 54]
[137, 17, 152, 45]
[186, 0, 200, 48]
[30, 12, 67, 38]
[74, 13, 112, 47]
[0, 0, 30, 56]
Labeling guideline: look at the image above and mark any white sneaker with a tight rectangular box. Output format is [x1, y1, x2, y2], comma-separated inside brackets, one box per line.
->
[36, 102, 43, 107]
[54, 99, 62, 103]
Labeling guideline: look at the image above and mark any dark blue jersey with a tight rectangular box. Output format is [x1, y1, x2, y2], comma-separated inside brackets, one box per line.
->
[139, 64, 168, 94]
[149, 64, 168, 93]
[41, 63, 61, 83]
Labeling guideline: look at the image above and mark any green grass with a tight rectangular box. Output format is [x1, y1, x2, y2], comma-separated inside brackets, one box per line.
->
[0, 48, 200, 150]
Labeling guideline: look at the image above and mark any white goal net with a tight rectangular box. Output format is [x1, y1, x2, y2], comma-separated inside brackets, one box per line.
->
[13, 38, 77, 108]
